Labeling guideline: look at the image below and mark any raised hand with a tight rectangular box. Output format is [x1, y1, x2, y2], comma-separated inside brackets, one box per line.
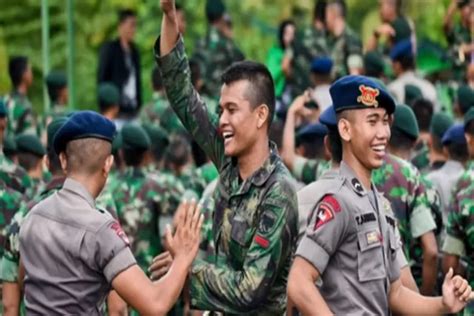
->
[442, 268, 472, 313]
[160, 0, 175, 15]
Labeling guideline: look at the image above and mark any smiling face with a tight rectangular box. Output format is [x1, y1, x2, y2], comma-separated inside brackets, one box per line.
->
[338, 107, 391, 170]
[218, 80, 269, 157]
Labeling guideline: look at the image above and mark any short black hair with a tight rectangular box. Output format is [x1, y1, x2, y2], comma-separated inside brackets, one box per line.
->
[431, 135, 444, 152]
[389, 128, 417, 151]
[17, 152, 42, 172]
[8, 56, 28, 88]
[313, 0, 327, 22]
[394, 54, 415, 71]
[221, 61, 275, 130]
[446, 142, 469, 162]
[123, 147, 147, 167]
[412, 98, 433, 133]
[466, 120, 474, 136]
[164, 136, 191, 168]
[327, 127, 342, 163]
[118, 9, 136, 24]
[47, 147, 62, 174]
[151, 67, 163, 91]
[47, 85, 65, 104]
[278, 20, 295, 49]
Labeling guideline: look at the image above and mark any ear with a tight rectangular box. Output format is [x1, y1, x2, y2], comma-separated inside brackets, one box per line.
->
[59, 152, 68, 174]
[427, 134, 433, 149]
[338, 118, 351, 142]
[323, 135, 332, 160]
[43, 155, 50, 170]
[256, 104, 270, 129]
[104, 155, 114, 175]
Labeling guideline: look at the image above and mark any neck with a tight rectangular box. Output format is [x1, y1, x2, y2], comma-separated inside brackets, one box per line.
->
[238, 140, 270, 180]
[120, 36, 130, 50]
[69, 173, 103, 199]
[389, 146, 411, 160]
[429, 149, 447, 164]
[28, 166, 43, 180]
[16, 83, 28, 95]
[342, 150, 372, 190]
[333, 19, 345, 37]
[102, 109, 118, 120]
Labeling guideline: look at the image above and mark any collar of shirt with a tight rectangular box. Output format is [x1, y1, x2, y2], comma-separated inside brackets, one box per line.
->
[43, 175, 66, 194]
[339, 161, 380, 197]
[62, 178, 96, 209]
[443, 160, 465, 173]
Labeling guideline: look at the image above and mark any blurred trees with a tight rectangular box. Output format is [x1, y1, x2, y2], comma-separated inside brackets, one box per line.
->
[0, 0, 453, 113]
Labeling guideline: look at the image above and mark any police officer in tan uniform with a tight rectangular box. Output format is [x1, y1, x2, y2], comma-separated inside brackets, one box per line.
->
[288, 75, 472, 315]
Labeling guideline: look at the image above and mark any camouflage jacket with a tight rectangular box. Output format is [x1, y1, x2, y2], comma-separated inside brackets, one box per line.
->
[326, 25, 362, 79]
[111, 166, 183, 271]
[372, 154, 437, 283]
[290, 156, 332, 185]
[192, 27, 245, 99]
[139, 92, 169, 126]
[0, 181, 24, 259]
[410, 141, 430, 172]
[0, 152, 32, 194]
[156, 37, 298, 315]
[2, 91, 37, 135]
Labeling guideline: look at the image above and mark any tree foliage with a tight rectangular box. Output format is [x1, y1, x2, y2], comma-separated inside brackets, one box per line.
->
[0, 0, 453, 114]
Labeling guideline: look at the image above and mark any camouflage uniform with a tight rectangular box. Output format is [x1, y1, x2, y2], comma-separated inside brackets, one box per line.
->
[291, 156, 332, 185]
[326, 26, 363, 79]
[445, 21, 470, 79]
[411, 141, 430, 172]
[443, 181, 474, 315]
[111, 167, 183, 271]
[291, 26, 328, 95]
[178, 165, 208, 200]
[192, 27, 245, 99]
[197, 161, 219, 185]
[0, 181, 24, 259]
[156, 37, 298, 314]
[372, 154, 438, 286]
[138, 92, 169, 127]
[2, 91, 37, 135]
[0, 151, 32, 194]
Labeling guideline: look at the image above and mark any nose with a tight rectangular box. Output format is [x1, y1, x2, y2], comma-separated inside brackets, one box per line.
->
[376, 122, 391, 141]
[219, 110, 229, 129]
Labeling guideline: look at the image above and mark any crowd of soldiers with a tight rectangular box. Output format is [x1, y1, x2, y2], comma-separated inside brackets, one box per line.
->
[0, 0, 474, 314]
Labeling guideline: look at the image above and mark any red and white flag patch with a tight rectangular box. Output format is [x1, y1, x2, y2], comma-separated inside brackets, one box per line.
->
[314, 195, 341, 230]
[111, 222, 130, 246]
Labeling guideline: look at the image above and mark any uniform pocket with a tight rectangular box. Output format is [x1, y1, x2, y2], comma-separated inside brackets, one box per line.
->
[229, 215, 252, 269]
[357, 229, 386, 282]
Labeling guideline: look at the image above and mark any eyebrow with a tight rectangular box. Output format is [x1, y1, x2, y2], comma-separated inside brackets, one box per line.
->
[219, 102, 238, 109]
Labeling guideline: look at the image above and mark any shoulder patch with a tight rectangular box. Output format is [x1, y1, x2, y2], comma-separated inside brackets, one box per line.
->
[111, 222, 130, 246]
[314, 195, 341, 230]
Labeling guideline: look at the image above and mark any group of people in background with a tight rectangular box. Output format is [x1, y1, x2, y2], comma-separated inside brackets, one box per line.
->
[0, 0, 474, 314]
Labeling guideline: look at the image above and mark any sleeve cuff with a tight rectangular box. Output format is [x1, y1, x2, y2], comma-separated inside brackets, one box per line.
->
[410, 205, 436, 238]
[154, 35, 186, 74]
[104, 247, 137, 283]
[396, 247, 408, 269]
[295, 235, 330, 275]
[442, 234, 466, 257]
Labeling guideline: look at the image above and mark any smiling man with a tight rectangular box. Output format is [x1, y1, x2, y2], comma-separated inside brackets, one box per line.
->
[152, 0, 298, 314]
[288, 75, 472, 315]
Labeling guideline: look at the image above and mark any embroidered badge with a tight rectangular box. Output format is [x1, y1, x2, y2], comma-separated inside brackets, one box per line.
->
[313, 195, 341, 230]
[254, 235, 270, 248]
[357, 85, 380, 107]
[111, 222, 130, 246]
[366, 231, 380, 244]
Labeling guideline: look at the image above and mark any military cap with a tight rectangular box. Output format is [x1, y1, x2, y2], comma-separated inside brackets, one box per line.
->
[311, 57, 333, 75]
[206, 0, 226, 22]
[47, 117, 68, 150]
[404, 84, 422, 106]
[296, 123, 328, 142]
[121, 123, 151, 150]
[464, 107, 474, 128]
[330, 75, 396, 114]
[363, 51, 385, 76]
[3, 134, 17, 154]
[53, 111, 116, 154]
[430, 112, 454, 139]
[142, 123, 169, 150]
[46, 71, 67, 88]
[442, 123, 466, 145]
[457, 85, 474, 114]
[319, 105, 337, 128]
[98, 83, 120, 106]
[0, 99, 6, 117]
[392, 104, 419, 139]
[16, 133, 46, 157]
[390, 17, 411, 44]
[112, 132, 123, 155]
[390, 39, 414, 60]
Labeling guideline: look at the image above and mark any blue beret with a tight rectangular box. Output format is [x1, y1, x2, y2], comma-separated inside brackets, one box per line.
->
[0, 99, 6, 117]
[311, 57, 333, 75]
[441, 123, 466, 145]
[319, 105, 337, 128]
[390, 39, 414, 60]
[53, 110, 116, 154]
[330, 75, 395, 114]
[296, 123, 328, 141]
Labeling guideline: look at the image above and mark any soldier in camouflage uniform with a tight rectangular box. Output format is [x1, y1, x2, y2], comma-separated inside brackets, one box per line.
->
[372, 104, 439, 294]
[3, 56, 37, 136]
[0, 100, 31, 194]
[139, 67, 170, 127]
[111, 123, 183, 271]
[325, 1, 363, 78]
[41, 71, 69, 129]
[442, 107, 474, 315]
[191, 0, 245, 99]
[152, 2, 298, 313]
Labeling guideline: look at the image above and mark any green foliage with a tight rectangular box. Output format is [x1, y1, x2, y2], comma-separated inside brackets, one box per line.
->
[0, 0, 457, 115]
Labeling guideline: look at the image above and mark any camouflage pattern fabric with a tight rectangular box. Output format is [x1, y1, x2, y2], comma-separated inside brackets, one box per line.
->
[0, 180, 24, 259]
[291, 156, 332, 185]
[0, 152, 32, 194]
[155, 37, 298, 315]
[2, 91, 37, 135]
[326, 26, 362, 79]
[411, 141, 430, 172]
[139, 92, 170, 127]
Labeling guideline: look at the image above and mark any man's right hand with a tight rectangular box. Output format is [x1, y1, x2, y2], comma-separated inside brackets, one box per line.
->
[165, 200, 203, 266]
[160, 0, 175, 15]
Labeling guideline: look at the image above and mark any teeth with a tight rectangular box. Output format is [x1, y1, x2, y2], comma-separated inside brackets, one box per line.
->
[223, 132, 233, 139]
